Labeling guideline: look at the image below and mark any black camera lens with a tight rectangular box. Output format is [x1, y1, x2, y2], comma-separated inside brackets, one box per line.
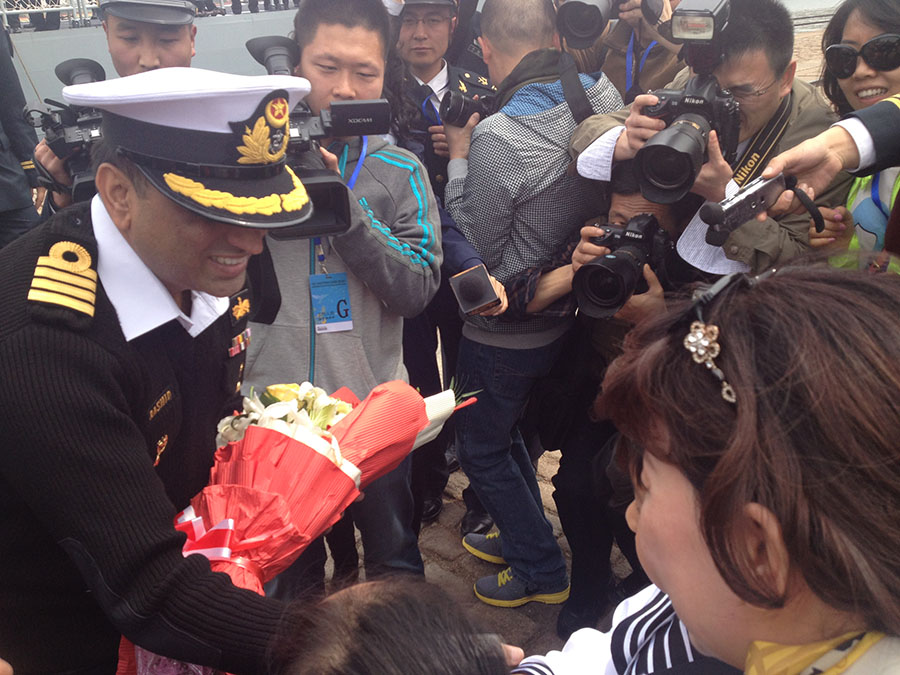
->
[440, 90, 485, 127]
[557, 0, 613, 49]
[572, 247, 644, 319]
[634, 113, 710, 204]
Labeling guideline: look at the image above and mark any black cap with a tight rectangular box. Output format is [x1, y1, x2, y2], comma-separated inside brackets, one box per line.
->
[99, 0, 195, 25]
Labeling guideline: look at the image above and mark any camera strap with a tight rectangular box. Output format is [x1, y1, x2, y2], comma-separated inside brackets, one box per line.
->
[559, 51, 594, 125]
[731, 93, 792, 187]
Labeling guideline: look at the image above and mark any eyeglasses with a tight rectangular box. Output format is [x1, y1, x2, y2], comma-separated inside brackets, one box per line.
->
[400, 15, 452, 29]
[825, 33, 900, 80]
[727, 77, 779, 101]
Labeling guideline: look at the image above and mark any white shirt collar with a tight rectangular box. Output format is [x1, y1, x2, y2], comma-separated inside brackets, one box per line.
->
[415, 60, 451, 110]
[91, 195, 229, 341]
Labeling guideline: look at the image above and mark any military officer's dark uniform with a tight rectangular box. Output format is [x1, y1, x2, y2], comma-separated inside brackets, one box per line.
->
[0, 68, 312, 674]
[408, 65, 494, 203]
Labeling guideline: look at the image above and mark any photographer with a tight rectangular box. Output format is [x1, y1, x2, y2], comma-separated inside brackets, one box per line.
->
[504, 159, 713, 637]
[394, 0, 498, 533]
[443, 0, 622, 607]
[33, 0, 197, 214]
[570, 0, 852, 274]
[244, 0, 441, 590]
[564, 0, 685, 103]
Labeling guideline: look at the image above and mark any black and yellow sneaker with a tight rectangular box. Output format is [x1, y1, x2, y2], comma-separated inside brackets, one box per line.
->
[474, 567, 570, 608]
[462, 531, 506, 564]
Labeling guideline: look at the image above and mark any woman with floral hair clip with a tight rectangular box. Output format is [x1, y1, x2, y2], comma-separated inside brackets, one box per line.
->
[585, 263, 900, 674]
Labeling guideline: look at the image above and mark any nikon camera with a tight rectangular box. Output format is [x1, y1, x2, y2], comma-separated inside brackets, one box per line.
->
[572, 214, 672, 319]
[632, 0, 740, 204]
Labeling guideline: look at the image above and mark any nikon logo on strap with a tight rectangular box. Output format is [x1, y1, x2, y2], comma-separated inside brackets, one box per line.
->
[28, 240, 97, 317]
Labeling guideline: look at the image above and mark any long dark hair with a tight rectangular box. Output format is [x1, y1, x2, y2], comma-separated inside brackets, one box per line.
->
[821, 0, 900, 114]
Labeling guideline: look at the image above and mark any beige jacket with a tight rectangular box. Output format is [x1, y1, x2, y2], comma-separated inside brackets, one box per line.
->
[569, 71, 853, 272]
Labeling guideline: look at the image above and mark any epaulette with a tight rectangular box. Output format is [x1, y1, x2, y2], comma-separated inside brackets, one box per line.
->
[452, 68, 497, 96]
[27, 209, 98, 331]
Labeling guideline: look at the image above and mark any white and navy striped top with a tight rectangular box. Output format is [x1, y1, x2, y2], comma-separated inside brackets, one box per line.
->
[513, 585, 739, 675]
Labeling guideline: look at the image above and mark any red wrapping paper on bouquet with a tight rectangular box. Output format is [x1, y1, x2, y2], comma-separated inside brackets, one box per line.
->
[117, 380, 444, 675]
[329, 380, 430, 486]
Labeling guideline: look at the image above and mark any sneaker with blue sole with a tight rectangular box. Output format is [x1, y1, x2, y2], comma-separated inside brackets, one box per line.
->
[474, 567, 570, 608]
[462, 531, 506, 564]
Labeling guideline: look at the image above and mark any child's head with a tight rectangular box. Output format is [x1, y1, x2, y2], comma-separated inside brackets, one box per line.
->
[271, 578, 509, 674]
[598, 264, 900, 667]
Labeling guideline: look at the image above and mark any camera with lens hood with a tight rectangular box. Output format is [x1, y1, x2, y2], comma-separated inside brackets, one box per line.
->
[572, 213, 672, 319]
[632, 0, 741, 204]
[439, 89, 495, 128]
[25, 58, 106, 203]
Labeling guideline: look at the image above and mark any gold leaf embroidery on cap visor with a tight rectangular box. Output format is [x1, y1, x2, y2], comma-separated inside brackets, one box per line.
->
[162, 165, 309, 216]
[236, 116, 287, 165]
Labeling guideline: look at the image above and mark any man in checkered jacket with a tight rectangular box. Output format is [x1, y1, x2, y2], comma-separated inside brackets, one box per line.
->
[444, 0, 622, 607]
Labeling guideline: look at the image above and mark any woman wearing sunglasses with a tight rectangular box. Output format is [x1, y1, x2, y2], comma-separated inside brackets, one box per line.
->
[809, 0, 900, 262]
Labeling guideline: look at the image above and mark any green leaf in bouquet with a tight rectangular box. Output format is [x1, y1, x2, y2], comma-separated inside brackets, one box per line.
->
[448, 375, 483, 406]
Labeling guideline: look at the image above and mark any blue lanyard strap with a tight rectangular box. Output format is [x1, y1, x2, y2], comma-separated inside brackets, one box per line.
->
[343, 135, 368, 191]
[871, 171, 890, 219]
[421, 96, 442, 126]
[625, 30, 658, 93]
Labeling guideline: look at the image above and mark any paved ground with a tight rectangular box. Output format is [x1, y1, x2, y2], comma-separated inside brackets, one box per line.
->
[416, 450, 630, 658]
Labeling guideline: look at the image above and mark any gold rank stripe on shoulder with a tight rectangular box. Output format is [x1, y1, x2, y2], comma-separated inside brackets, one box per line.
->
[27, 241, 98, 317]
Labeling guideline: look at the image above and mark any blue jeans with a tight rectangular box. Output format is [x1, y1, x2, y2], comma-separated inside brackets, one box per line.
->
[455, 335, 568, 588]
[351, 454, 424, 576]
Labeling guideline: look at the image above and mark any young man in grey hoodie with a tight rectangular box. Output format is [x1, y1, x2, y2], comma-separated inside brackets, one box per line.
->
[244, 0, 442, 586]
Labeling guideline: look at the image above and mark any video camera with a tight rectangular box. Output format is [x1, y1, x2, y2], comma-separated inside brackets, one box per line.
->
[631, 0, 740, 204]
[25, 58, 105, 203]
[572, 213, 672, 319]
[247, 36, 394, 238]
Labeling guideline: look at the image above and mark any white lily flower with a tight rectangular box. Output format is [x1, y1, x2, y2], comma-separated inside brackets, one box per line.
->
[261, 399, 299, 420]
[243, 393, 267, 416]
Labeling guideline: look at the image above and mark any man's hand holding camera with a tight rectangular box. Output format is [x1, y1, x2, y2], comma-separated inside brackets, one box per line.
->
[445, 112, 480, 160]
[689, 130, 732, 203]
[614, 93, 666, 161]
[573, 224, 665, 324]
[33, 138, 74, 210]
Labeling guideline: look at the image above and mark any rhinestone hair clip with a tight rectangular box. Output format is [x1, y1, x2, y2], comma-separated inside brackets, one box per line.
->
[683, 321, 736, 403]
[681, 273, 748, 405]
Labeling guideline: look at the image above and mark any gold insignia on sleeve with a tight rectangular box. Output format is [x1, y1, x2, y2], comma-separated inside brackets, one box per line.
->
[459, 81, 468, 93]
[28, 240, 97, 316]
[232, 296, 250, 320]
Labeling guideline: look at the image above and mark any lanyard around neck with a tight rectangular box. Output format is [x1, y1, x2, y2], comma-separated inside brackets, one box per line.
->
[340, 135, 368, 191]
[625, 30, 658, 93]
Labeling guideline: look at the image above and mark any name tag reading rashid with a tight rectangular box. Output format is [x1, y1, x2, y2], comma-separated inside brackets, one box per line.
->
[310, 273, 353, 333]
